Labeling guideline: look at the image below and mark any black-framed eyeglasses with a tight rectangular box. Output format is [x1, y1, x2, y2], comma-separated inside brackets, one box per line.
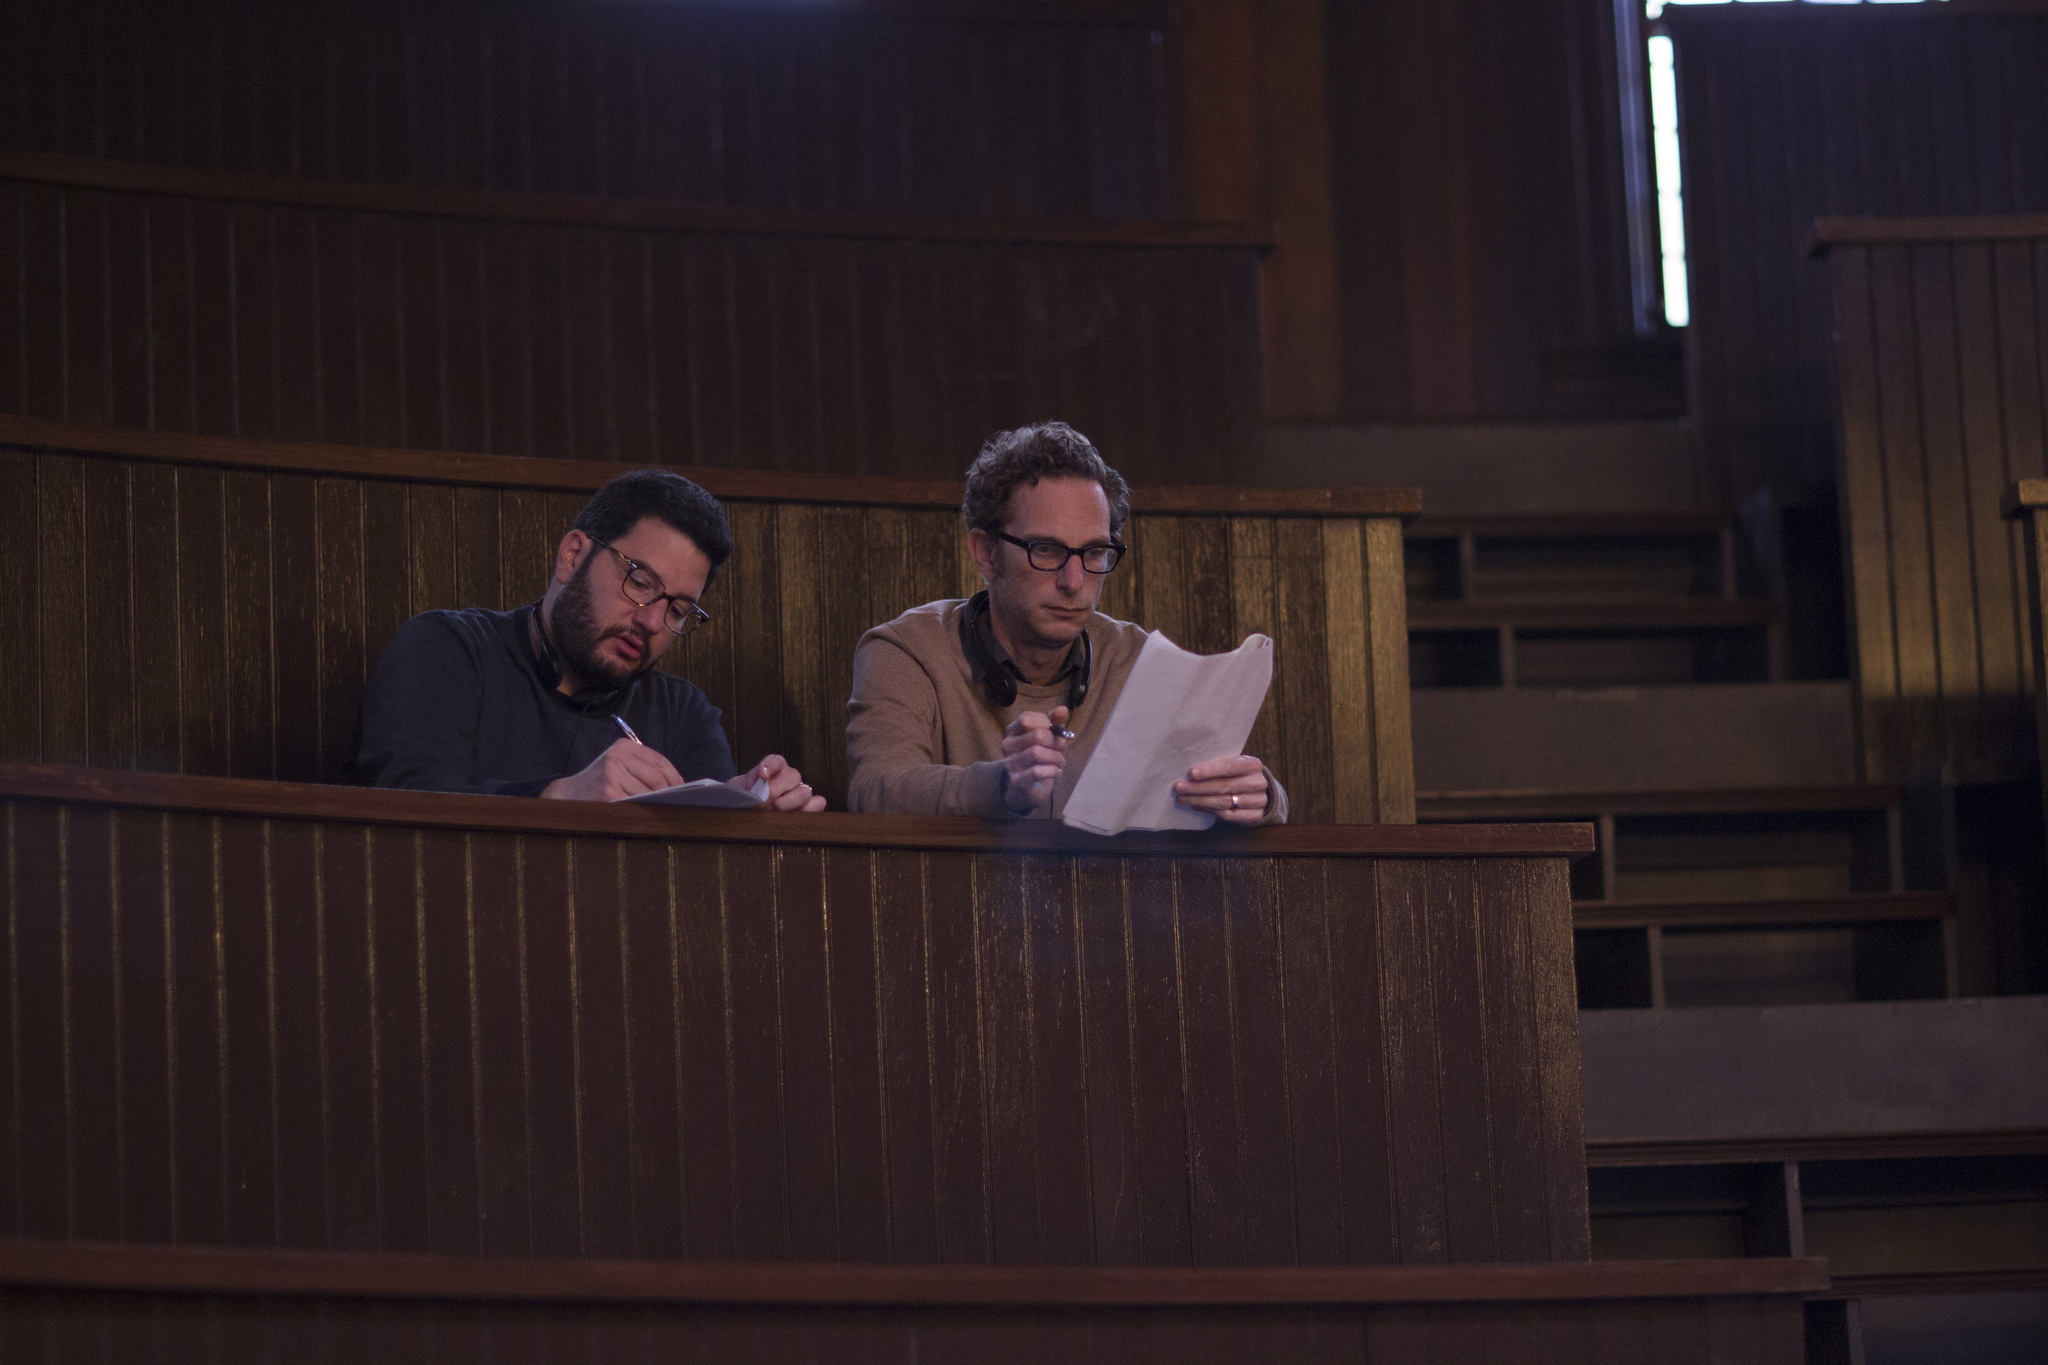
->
[590, 537, 712, 636]
[994, 530, 1126, 574]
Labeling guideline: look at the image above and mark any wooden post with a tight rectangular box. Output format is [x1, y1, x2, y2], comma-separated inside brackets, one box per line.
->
[2001, 479, 2048, 869]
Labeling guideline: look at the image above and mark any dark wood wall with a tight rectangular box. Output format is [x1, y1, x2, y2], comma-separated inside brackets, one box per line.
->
[1319, 0, 1655, 423]
[0, 159, 1264, 482]
[0, 768, 1587, 1264]
[1673, 1, 2048, 508]
[7, 0, 1673, 430]
[1823, 219, 2048, 786]
[0, 1268, 1815, 1364]
[0, 0, 1168, 221]
[1, 418, 1419, 822]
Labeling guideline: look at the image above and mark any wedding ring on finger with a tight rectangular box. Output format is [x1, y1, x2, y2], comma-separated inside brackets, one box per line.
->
[1230, 794, 1239, 810]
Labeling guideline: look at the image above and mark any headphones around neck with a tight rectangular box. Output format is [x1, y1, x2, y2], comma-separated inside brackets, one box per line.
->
[959, 589, 1091, 712]
[528, 602, 628, 715]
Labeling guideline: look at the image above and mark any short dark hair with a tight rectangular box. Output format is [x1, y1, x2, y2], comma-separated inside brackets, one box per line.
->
[572, 469, 735, 581]
[961, 422, 1130, 538]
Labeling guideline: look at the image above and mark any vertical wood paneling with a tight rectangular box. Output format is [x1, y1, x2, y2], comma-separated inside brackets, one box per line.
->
[4, 0, 1169, 221]
[1679, 6, 2048, 504]
[3, 439, 1415, 819]
[1122, 859, 1194, 1263]
[0, 460, 35, 764]
[0, 786, 1589, 1269]
[1827, 227, 2048, 783]
[0, 1284, 1814, 1360]
[0, 177, 1259, 486]
[38, 455, 87, 764]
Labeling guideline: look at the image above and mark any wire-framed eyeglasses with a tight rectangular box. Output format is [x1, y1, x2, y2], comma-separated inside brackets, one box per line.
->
[590, 537, 711, 636]
[993, 530, 1126, 574]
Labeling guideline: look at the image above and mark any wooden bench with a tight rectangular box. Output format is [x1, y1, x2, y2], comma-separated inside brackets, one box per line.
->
[0, 150, 1266, 487]
[1816, 215, 2048, 785]
[1403, 513, 1773, 689]
[0, 760, 1588, 1264]
[0, 414, 1419, 821]
[1420, 786, 1958, 1005]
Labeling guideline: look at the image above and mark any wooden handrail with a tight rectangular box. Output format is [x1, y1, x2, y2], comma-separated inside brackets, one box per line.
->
[0, 150, 1272, 250]
[0, 1239, 1828, 1305]
[0, 414, 1422, 517]
[2003, 479, 2048, 518]
[0, 763, 1590, 858]
[1588, 1127, 2048, 1168]
[1418, 784, 1904, 821]
[1811, 214, 2048, 255]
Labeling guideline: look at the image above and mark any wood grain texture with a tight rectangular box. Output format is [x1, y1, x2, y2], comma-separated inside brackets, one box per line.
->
[0, 779, 1591, 1270]
[1822, 225, 2048, 782]
[1674, 3, 2048, 506]
[0, 171, 1263, 484]
[0, 432, 1419, 821]
[0, 0, 1169, 222]
[0, 1238, 1830, 1303]
[0, 765, 1591, 858]
[0, 1280, 1815, 1364]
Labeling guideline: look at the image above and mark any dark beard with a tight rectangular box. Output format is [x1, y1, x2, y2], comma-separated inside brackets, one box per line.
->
[549, 559, 657, 692]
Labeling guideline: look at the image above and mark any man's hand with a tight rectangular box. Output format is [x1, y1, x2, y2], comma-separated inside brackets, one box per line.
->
[1174, 754, 1268, 825]
[1001, 706, 1071, 814]
[542, 738, 685, 801]
[735, 754, 828, 812]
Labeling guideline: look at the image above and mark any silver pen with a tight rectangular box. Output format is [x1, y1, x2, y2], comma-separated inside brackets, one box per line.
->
[613, 715, 643, 745]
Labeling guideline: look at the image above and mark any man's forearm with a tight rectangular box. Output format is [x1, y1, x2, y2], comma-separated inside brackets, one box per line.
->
[848, 758, 1012, 819]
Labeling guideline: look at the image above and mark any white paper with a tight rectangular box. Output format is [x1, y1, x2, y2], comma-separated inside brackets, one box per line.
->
[620, 776, 770, 809]
[1061, 632, 1274, 835]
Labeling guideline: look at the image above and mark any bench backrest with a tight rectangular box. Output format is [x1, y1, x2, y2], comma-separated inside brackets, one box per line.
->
[1820, 217, 2048, 783]
[2, 416, 1419, 821]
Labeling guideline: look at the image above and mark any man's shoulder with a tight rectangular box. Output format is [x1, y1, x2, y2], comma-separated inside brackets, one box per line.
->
[378, 606, 523, 663]
[393, 605, 519, 641]
[859, 599, 969, 654]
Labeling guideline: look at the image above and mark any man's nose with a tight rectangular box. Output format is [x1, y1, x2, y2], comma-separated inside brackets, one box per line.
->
[1056, 557, 1088, 592]
[629, 599, 669, 633]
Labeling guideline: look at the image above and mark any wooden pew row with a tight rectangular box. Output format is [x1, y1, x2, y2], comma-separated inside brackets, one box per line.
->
[0, 0, 1173, 220]
[0, 415, 1418, 821]
[1421, 786, 1955, 1006]
[0, 1240, 1822, 1362]
[1816, 215, 2048, 786]
[0, 152, 1265, 486]
[0, 761, 1582, 1265]
[1671, 2, 2048, 511]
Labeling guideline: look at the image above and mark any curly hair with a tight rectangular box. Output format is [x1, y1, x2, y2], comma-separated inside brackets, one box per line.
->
[960, 422, 1130, 538]
[571, 469, 735, 582]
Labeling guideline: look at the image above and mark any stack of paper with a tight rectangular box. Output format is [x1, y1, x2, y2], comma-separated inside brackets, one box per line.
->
[1061, 632, 1274, 835]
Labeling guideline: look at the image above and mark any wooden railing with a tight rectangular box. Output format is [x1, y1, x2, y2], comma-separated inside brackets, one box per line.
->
[1816, 216, 2048, 784]
[0, 152, 1267, 485]
[0, 414, 1419, 821]
[0, 762, 1584, 1265]
[0, 1239, 1822, 1360]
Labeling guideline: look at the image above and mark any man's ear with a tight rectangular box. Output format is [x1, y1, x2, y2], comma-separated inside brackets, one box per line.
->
[553, 529, 590, 586]
[966, 527, 996, 583]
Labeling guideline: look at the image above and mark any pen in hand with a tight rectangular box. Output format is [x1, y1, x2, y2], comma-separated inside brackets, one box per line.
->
[613, 715, 643, 745]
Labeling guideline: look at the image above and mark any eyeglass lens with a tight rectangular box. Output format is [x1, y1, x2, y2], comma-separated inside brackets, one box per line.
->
[619, 563, 704, 634]
[1024, 540, 1121, 573]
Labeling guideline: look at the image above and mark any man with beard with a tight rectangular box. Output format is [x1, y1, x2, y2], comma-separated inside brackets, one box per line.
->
[348, 469, 825, 810]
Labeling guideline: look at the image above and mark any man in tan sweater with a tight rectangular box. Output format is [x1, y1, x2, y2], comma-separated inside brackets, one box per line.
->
[846, 422, 1287, 824]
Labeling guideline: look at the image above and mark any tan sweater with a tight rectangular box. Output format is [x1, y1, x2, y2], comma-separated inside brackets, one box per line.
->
[846, 599, 1287, 823]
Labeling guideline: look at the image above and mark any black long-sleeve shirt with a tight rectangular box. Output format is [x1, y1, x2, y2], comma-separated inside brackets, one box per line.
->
[348, 605, 735, 796]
